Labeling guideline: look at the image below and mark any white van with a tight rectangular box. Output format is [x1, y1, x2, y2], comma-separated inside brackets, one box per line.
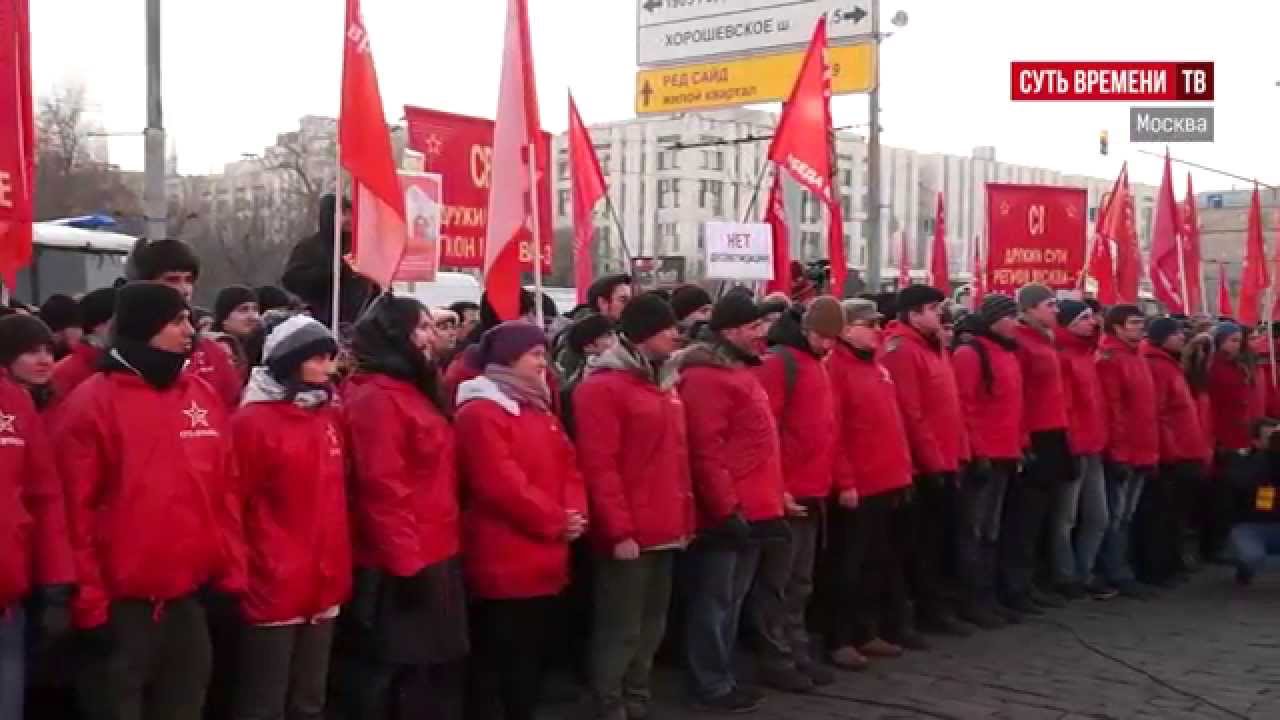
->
[393, 272, 482, 309]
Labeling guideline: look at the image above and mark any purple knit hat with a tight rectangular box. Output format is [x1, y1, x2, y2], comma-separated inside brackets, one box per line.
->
[476, 320, 548, 367]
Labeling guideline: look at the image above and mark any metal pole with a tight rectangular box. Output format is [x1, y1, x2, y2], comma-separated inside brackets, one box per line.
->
[741, 163, 770, 222]
[331, 142, 342, 334]
[529, 143, 545, 327]
[1175, 231, 1190, 314]
[143, 0, 167, 243]
[865, 0, 883, 290]
[602, 194, 633, 268]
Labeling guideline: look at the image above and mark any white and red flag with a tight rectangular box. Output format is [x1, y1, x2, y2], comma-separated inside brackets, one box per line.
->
[0, 0, 34, 290]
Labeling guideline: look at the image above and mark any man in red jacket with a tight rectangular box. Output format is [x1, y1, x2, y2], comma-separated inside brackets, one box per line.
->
[127, 239, 244, 409]
[574, 293, 694, 720]
[50, 287, 116, 403]
[1095, 304, 1159, 599]
[750, 296, 843, 692]
[953, 295, 1024, 628]
[672, 291, 785, 713]
[881, 284, 971, 637]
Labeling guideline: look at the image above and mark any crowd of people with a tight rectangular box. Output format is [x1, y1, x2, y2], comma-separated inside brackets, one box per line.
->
[2, 204, 1280, 720]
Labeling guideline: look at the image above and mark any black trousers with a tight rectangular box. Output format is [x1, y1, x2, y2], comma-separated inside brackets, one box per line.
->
[821, 491, 908, 649]
[1135, 462, 1201, 582]
[907, 474, 955, 621]
[1201, 452, 1246, 560]
[466, 596, 557, 720]
[1000, 430, 1069, 599]
[231, 620, 334, 720]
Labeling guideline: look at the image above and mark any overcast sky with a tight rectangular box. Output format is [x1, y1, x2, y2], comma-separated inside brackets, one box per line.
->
[29, 0, 1279, 193]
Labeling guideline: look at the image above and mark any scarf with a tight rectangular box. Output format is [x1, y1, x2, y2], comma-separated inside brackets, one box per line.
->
[484, 363, 551, 412]
[241, 366, 332, 409]
[102, 338, 188, 390]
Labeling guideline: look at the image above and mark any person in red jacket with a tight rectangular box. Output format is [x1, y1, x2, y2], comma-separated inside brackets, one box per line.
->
[952, 294, 1023, 629]
[50, 287, 116, 404]
[573, 293, 694, 720]
[823, 298, 916, 670]
[670, 291, 785, 713]
[56, 282, 244, 720]
[880, 284, 970, 638]
[228, 314, 348, 720]
[342, 295, 469, 719]
[1139, 318, 1207, 588]
[455, 321, 587, 720]
[1205, 321, 1261, 563]
[749, 296, 843, 692]
[1050, 301, 1111, 599]
[1095, 304, 1159, 600]
[128, 239, 244, 409]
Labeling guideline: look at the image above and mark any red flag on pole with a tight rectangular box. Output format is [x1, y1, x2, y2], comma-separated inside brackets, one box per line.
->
[1149, 150, 1187, 312]
[971, 236, 985, 308]
[898, 231, 911, 288]
[567, 94, 605, 305]
[1239, 185, 1268, 326]
[485, 0, 543, 320]
[341, 0, 407, 291]
[1083, 167, 1119, 304]
[764, 170, 791, 295]
[767, 18, 845, 294]
[0, 0, 34, 291]
[929, 192, 949, 294]
[1101, 163, 1139, 303]
[1181, 174, 1204, 314]
[1218, 261, 1234, 317]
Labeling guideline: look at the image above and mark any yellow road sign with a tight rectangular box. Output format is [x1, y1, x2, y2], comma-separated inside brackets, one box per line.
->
[635, 43, 876, 115]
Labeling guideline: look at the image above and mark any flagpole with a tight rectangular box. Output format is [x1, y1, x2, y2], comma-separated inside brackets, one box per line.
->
[1175, 231, 1190, 314]
[742, 163, 771, 222]
[529, 142, 544, 328]
[331, 141, 343, 335]
[602, 194, 633, 268]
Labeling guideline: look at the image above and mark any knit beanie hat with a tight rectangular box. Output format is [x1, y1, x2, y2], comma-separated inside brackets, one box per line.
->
[670, 284, 713, 322]
[477, 321, 548, 367]
[978, 294, 1019, 327]
[1017, 282, 1055, 311]
[39, 294, 80, 333]
[214, 285, 257, 328]
[1147, 317, 1181, 347]
[1213, 321, 1242, 347]
[127, 239, 201, 281]
[113, 282, 189, 344]
[619, 292, 677, 344]
[0, 315, 54, 366]
[1057, 299, 1090, 327]
[897, 284, 945, 313]
[79, 287, 117, 333]
[566, 313, 615, 354]
[803, 296, 845, 338]
[709, 291, 764, 332]
[263, 314, 339, 383]
[255, 285, 295, 313]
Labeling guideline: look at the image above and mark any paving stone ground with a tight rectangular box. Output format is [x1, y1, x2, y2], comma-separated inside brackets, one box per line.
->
[546, 566, 1280, 719]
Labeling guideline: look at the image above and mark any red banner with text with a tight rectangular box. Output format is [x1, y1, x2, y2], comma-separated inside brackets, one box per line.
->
[403, 105, 551, 271]
[985, 184, 1087, 295]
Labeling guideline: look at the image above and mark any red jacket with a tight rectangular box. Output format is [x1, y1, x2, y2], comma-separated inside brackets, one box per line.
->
[0, 376, 74, 609]
[572, 345, 695, 552]
[828, 341, 913, 498]
[189, 336, 244, 410]
[880, 321, 967, 474]
[1195, 389, 1215, 456]
[455, 378, 586, 599]
[1014, 323, 1068, 434]
[954, 336, 1024, 461]
[345, 373, 461, 576]
[1142, 344, 1210, 465]
[1096, 334, 1159, 467]
[50, 341, 102, 406]
[675, 342, 785, 527]
[232, 399, 352, 624]
[755, 334, 836, 499]
[55, 371, 244, 629]
[1208, 352, 1263, 451]
[1054, 327, 1107, 455]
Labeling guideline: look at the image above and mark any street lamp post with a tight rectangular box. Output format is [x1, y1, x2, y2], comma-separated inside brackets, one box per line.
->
[864, 4, 907, 291]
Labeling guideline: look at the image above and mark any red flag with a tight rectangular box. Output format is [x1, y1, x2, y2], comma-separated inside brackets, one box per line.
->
[898, 231, 911, 287]
[485, 0, 543, 320]
[1239, 185, 1269, 326]
[1149, 151, 1186, 312]
[0, 0, 34, 290]
[764, 170, 790, 295]
[567, 94, 605, 305]
[1083, 168, 1118, 304]
[1218, 261, 1234, 317]
[767, 18, 845, 294]
[929, 192, 949, 294]
[1101, 164, 1139, 303]
[1181, 174, 1204, 314]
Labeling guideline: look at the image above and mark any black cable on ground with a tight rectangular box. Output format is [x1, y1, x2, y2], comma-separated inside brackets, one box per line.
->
[809, 689, 965, 720]
[1033, 617, 1252, 720]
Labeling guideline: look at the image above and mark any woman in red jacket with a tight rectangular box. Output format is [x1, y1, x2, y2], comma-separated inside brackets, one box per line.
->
[343, 295, 469, 720]
[455, 321, 587, 720]
[230, 314, 349, 720]
[1206, 322, 1261, 562]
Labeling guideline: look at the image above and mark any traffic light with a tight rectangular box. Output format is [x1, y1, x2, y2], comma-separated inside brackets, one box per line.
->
[1099, 130, 1109, 156]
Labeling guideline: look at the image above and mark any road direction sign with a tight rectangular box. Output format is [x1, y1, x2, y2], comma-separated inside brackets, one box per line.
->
[637, 0, 872, 67]
[635, 43, 875, 114]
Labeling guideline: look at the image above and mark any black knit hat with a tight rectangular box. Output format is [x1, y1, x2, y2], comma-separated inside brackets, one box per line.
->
[255, 285, 295, 313]
[670, 284, 713, 322]
[39, 294, 81, 333]
[113, 282, 189, 344]
[128, 239, 201, 281]
[978, 294, 1018, 327]
[897, 284, 946, 313]
[79, 287, 117, 333]
[620, 292, 677, 344]
[566, 314, 614, 355]
[710, 291, 764, 331]
[1057, 299, 1090, 327]
[0, 315, 54, 367]
[263, 314, 339, 382]
[214, 285, 257, 328]
[1147, 317, 1181, 347]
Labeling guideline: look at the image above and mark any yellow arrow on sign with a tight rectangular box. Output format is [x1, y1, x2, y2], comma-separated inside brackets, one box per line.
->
[635, 43, 876, 115]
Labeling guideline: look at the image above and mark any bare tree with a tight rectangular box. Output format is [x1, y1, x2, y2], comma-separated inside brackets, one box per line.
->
[34, 84, 140, 221]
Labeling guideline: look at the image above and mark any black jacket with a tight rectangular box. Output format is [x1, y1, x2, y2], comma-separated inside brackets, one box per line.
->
[281, 195, 380, 329]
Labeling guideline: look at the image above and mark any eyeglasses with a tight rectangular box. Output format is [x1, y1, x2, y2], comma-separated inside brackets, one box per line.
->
[435, 320, 458, 330]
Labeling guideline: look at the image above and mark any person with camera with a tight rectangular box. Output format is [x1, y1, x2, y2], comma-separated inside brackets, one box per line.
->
[1230, 418, 1280, 585]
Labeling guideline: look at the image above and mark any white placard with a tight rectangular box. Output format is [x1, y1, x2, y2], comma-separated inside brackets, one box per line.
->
[704, 221, 774, 280]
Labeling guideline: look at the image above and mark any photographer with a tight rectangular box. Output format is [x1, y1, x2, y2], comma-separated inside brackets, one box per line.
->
[1229, 418, 1280, 586]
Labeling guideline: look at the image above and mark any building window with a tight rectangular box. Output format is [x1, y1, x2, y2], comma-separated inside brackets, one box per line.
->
[557, 189, 570, 217]
[659, 222, 679, 252]
[557, 152, 569, 181]
[659, 178, 680, 209]
[595, 145, 611, 175]
[801, 231, 823, 259]
[698, 223, 706, 250]
[657, 135, 680, 171]
[801, 193, 821, 223]
[702, 149, 724, 171]
[842, 194, 853, 216]
[699, 180, 724, 215]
